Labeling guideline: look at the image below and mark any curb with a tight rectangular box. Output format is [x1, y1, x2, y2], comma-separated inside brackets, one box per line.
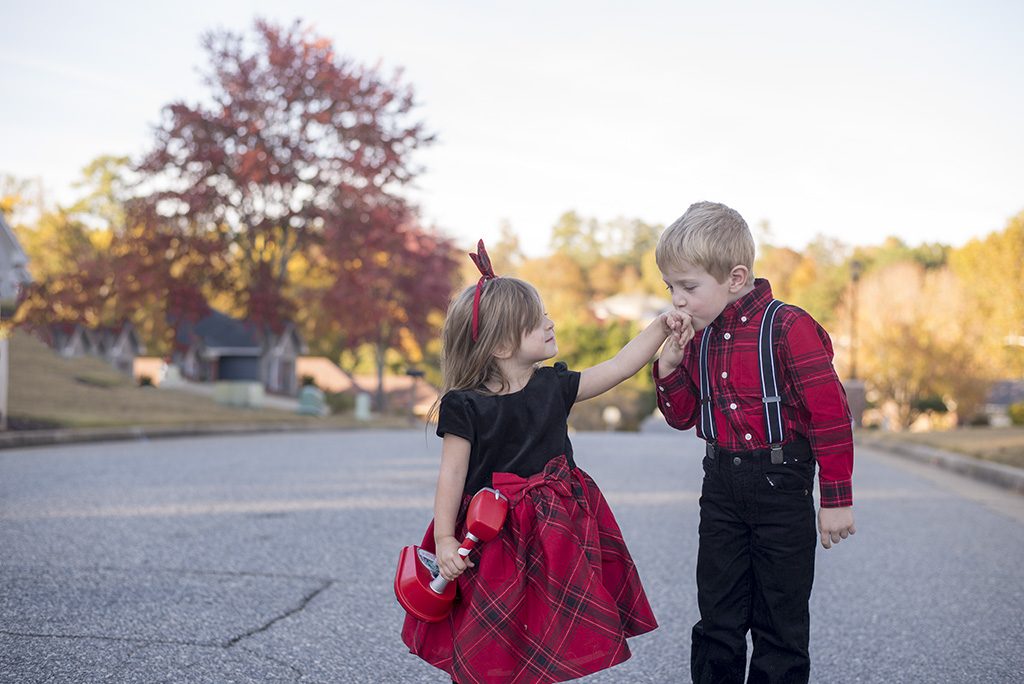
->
[0, 422, 340, 450]
[859, 436, 1024, 495]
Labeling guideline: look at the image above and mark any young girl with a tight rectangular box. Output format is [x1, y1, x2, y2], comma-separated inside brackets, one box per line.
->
[401, 242, 692, 684]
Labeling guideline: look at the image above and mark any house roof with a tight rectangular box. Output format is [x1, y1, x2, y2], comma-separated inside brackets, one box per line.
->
[987, 380, 1024, 407]
[177, 310, 261, 351]
[0, 211, 32, 304]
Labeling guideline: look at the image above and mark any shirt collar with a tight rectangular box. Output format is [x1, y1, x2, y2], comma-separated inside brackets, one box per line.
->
[715, 278, 774, 328]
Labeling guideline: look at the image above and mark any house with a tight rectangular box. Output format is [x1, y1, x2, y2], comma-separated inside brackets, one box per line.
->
[47, 322, 95, 357]
[175, 310, 307, 396]
[262, 322, 307, 396]
[984, 379, 1024, 427]
[43, 321, 146, 375]
[591, 293, 669, 324]
[1, 211, 32, 431]
[0, 211, 32, 318]
[296, 356, 439, 416]
[93, 322, 147, 375]
[175, 310, 263, 383]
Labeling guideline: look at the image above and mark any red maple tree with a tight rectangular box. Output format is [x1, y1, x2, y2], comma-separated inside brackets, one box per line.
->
[135, 18, 435, 331]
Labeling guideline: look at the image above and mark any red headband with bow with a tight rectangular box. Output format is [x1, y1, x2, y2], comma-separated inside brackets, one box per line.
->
[469, 239, 498, 341]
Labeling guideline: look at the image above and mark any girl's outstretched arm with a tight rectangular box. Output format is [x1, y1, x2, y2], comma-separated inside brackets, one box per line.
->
[577, 312, 692, 402]
[434, 433, 473, 581]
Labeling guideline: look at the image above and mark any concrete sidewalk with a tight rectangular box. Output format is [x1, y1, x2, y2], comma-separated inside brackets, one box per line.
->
[857, 434, 1024, 495]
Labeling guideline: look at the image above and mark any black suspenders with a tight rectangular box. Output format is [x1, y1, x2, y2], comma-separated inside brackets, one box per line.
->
[700, 300, 787, 463]
[759, 300, 786, 464]
[699, 324, 718, 459]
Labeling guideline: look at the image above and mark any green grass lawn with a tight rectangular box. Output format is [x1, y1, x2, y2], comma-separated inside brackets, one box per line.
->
[7, 331, 405, 430]
[866, 426, 1024, 470]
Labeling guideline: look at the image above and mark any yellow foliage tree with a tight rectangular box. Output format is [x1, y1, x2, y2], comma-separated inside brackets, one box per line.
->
[850, 261, 990, 427]
[949, 211, 1024, 378]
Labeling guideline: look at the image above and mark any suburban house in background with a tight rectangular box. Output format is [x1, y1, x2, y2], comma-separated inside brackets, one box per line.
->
[591, 293, 669, 324]
[985, 379, 1024, 427]
[174, 309, 307, 397]
[45, 322, 146, 375]
[296, 356, 439, 417]
[1, 210, 33, 430]
[94, 324, 147, 375]
[0, 212, 31, 319]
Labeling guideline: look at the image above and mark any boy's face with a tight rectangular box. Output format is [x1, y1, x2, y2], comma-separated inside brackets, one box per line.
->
[661, 261, 743, 332]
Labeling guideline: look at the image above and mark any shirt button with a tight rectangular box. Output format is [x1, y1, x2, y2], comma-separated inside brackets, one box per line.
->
[741, 316, 748, 323]
[665, 401, 671, 407]
[658, 386, 665, 392]
[721, 372, 728, 379]
[723, 332, 732, 340]
[744, 433, 752, 441]
[730, 403, 737, 410]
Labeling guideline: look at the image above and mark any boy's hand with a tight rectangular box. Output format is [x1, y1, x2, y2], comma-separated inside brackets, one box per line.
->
[818, 507, 856, 549]
[435, 535, 474, 581]
[658, 311, 694, 375]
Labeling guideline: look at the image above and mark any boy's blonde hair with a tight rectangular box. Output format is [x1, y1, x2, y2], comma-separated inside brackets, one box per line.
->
[428, 277, 545, 422]
[655, 201, 755, 283]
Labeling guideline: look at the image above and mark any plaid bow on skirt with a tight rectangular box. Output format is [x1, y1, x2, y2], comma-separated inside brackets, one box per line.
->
[402, 455, 658, 683]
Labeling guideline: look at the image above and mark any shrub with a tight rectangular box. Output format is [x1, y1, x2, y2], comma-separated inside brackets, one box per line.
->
[325, 391, 355, 415]
[568, 384, 657, 432]
[1009, 402, 1024, 426]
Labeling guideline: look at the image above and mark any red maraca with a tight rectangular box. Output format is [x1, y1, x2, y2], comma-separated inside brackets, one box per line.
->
[395, 487, 508, 622]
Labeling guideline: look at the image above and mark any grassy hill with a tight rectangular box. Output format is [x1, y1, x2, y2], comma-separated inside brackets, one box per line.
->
[6, 330, 380, 429]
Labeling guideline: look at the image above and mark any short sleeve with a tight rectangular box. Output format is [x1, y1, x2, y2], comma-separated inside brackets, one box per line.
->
[436, 391, 475, 442]
[553, 362, 581, 413]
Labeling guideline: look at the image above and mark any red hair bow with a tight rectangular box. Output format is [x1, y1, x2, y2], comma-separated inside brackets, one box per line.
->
[469, 239, 498, 341]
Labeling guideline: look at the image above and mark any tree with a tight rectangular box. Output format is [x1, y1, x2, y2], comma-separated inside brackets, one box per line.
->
[587, 258, 622, 299]
[295, 196, 457, 409]
[849, 261, 989, 428]
[12, 210, 115, 330]
[518, 253, 590, 325]
[488, 220, 525, 276]
[549, 211, 602, 268]
[950, 211, 1024, 378]
[135, 18, 433, 329]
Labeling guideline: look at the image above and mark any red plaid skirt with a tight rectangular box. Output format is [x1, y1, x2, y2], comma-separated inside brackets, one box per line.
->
[402, 455, 658, 683]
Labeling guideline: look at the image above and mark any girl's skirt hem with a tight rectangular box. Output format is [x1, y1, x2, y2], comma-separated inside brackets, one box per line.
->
[401, 455, 658, 684]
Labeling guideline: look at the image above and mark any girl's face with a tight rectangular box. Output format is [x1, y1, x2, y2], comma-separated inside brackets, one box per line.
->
[516, 310, 557, 365]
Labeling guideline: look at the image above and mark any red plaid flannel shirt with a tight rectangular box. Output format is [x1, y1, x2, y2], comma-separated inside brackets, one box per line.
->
[654, 279, 854, 508]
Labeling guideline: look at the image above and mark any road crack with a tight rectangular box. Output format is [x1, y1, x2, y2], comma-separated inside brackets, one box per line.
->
[225, 579, 334, 648]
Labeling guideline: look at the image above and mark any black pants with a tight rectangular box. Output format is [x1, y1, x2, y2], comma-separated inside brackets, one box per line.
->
[691, 438, 817, 684]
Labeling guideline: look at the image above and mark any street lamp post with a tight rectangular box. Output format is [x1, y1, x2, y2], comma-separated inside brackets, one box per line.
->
[405, 367, 425, 425]
[849, 259, 862, 380]
[844, 259, 867, 428]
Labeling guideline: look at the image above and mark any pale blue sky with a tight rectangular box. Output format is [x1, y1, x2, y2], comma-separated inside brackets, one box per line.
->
[2, 1, 1022, 255]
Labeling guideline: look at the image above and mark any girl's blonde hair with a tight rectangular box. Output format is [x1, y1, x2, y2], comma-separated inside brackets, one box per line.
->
[427, 277, 544, 422]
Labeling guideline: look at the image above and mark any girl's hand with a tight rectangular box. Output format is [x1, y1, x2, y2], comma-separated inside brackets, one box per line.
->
[435, 535, 474, 581]
[658, 311, 694, 374]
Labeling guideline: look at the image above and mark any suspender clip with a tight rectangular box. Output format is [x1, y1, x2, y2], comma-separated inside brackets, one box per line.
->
[770, 444, 784, 465]
[706, 441, 718, 460]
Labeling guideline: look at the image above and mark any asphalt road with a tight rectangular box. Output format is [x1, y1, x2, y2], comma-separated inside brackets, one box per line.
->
[1, 427, 1022, 683]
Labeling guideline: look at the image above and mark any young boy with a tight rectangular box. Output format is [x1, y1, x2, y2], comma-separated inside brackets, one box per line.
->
[654, 201, 855, 684]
